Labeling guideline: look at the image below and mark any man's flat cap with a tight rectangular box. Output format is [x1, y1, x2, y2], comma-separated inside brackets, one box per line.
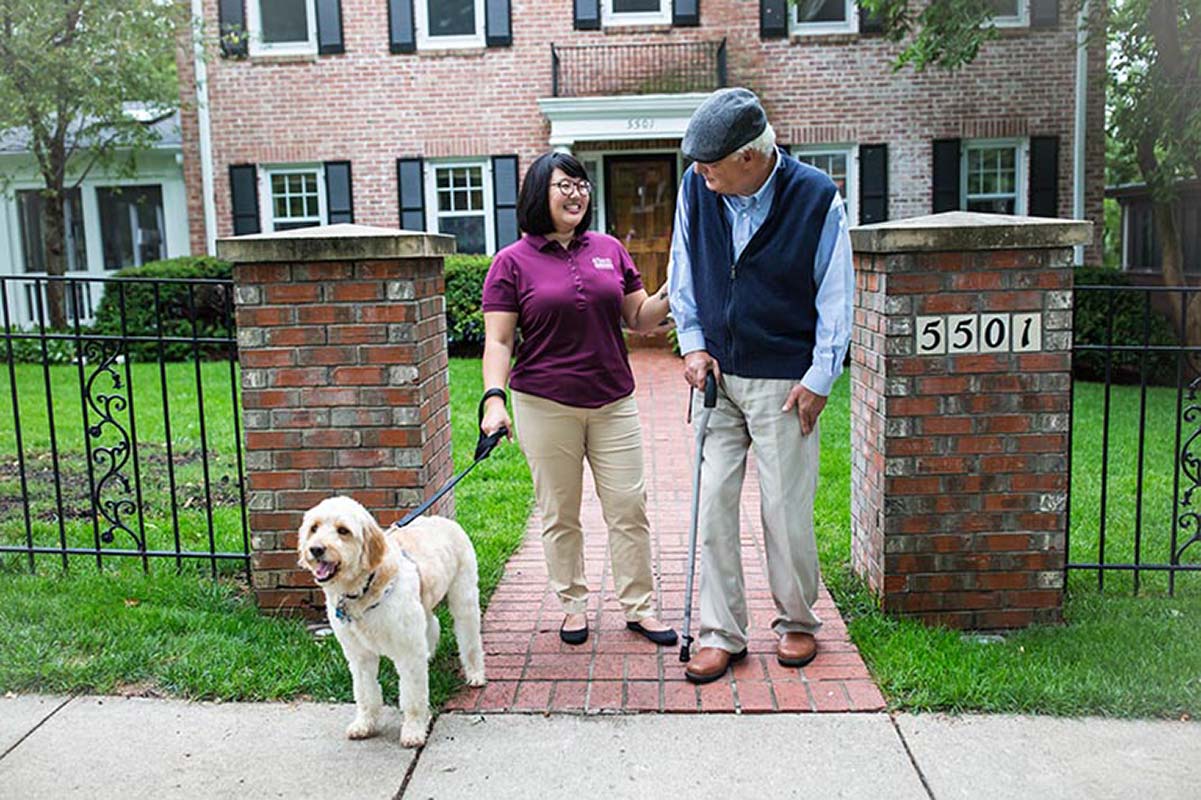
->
[682, 88, 767, 163]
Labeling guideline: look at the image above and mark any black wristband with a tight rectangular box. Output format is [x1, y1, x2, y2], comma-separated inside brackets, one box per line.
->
[482, 387, 507, 406]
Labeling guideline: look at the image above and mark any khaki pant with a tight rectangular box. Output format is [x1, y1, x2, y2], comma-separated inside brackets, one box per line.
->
[512, 390, 655, 620]
[696, 375, 823, 652]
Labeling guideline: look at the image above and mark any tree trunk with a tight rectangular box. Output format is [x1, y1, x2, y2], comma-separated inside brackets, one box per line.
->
[41, 187, 68, 329]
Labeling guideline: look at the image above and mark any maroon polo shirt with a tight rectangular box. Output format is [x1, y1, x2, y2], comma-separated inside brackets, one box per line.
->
[482, 232, 644, 409]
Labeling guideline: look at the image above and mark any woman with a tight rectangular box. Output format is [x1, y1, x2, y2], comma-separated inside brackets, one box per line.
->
[479, 151, 676, 646]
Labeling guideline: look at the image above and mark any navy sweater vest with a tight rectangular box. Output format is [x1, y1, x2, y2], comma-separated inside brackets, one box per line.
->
[683, 151, 837, 379]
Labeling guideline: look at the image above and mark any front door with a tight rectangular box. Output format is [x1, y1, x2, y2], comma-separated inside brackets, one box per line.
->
[604, 155, 677, 295]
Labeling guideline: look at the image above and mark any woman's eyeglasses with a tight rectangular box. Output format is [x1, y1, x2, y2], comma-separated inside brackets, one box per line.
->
[553, 179, 592, 196]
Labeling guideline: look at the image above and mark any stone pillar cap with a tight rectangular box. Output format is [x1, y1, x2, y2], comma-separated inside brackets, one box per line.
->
[216, 223, 456, 263]
[850, 211, 1093, 254]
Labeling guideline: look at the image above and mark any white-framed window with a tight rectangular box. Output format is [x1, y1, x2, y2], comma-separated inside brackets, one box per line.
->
[415, 0, 486, 50]
[987, 0, 1028, 27]
[16, 188, 88, 273]
[96, 185, 166, 270]
[261, 165, 326, 231]
[789, 0, 858, 35]
[793, 145, 858, 226]
[962, 139, 1027, 215]
[425, 160, 494, 254]
[601, 0, 671, 27]
[247, 0, 318, 57]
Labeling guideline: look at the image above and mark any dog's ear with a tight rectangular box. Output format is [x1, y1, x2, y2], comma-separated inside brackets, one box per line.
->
[296, 513, 312, 567]
[360, 511, 388, 572]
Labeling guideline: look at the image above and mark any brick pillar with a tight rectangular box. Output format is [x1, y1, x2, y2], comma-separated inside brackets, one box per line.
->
[849, 212, 1092, 629]
[217, 224, 455, 616]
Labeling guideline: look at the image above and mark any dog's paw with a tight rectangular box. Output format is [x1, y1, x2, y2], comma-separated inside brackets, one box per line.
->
[346, 715, 379, 740]
[400, 719, 429, 748]
[465, 670, 486, 687]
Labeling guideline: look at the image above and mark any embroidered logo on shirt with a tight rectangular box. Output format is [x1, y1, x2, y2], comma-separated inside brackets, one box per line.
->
[592, 257, 614, 270]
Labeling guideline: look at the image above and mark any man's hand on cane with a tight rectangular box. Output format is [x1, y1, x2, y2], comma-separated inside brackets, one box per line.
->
[683, 350, 721, 390]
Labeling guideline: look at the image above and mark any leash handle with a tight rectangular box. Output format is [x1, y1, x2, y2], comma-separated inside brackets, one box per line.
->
[476, 387, 509, 460]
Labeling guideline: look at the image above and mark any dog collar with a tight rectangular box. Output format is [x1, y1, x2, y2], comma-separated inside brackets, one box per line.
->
[334, 571, 377, 624]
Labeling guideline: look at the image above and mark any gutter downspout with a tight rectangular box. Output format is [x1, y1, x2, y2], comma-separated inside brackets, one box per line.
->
[1072, 0, 1090, 265]
[192, 0, 217, 255]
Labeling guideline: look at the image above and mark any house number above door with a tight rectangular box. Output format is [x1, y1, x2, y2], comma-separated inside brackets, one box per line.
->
[626, 117, 655, 130]
[915, 313, 1042, 355]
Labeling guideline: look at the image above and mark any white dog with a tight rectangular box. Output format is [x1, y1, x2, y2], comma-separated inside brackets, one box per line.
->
[297, 496, 486, 747]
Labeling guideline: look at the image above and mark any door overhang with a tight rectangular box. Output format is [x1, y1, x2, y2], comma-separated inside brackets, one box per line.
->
[536, 93, 712, 147]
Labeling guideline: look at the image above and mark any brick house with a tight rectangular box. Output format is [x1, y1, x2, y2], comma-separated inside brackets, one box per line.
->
[180, 0, 1105, 288]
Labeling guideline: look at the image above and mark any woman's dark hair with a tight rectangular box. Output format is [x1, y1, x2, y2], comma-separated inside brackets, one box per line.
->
[517, 151, 594, 237]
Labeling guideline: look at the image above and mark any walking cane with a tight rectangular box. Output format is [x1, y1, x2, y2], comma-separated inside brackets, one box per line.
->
[680, 371, 717, 663]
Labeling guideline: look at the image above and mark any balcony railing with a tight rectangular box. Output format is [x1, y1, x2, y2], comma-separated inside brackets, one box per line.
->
[551, 39, 727, 98]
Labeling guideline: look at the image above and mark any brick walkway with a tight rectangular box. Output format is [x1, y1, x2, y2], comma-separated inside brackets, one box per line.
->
[446, 349, 884, 714]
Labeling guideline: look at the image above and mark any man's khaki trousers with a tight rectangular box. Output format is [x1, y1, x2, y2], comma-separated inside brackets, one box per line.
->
[512, 390, 655, 621]
[696, 375, 824, 653]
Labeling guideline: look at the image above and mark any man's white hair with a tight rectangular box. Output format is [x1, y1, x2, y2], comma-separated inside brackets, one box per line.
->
[736, 122, 776, 158]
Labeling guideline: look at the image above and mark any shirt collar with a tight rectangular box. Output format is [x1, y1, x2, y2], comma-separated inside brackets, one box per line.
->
[525, 232, 590, 253]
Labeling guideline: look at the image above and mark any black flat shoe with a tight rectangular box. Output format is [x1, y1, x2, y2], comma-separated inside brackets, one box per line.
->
[559, 619, 588, 645]
[626, 620, 678, 646]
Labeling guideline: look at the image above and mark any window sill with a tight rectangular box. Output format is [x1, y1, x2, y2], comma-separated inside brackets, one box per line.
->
[249, 53, 319, 65]
[603, 24, 674, 35]
[788, 32, 861, 45]
[411, 46, 487, 59]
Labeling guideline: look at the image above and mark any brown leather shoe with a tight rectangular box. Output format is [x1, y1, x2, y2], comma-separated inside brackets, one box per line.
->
[684, 647, 747, 684]
[777, 632, 817, 667]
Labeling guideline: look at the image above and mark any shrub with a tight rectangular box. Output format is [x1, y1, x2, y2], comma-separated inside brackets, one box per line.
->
[91, 256, 235, 363]
[2, 328, 78, 364]
[1073, 266, 1179, 385]
[445, 254, 493, 356]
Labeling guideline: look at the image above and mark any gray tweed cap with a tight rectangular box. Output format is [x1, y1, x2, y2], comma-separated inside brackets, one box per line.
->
[681, 88, 768, 163]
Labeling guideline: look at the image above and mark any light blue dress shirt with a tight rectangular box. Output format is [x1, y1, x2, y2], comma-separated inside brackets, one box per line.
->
[667, 151, 854, 397]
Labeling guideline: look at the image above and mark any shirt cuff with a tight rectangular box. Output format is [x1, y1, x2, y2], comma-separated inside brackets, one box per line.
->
[801, 366, 835, 397]
[676, 329, 707, 355]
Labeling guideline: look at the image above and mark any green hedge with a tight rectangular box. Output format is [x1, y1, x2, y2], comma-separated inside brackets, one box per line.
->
[1073, 266, 1178, 385]
[445, 254, 492, 356]
[91, 256, 235, 362]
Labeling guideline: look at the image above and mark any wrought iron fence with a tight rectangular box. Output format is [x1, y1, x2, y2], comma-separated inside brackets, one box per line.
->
[551, 38, 727, 98]
[0, 274, 249, 579]
[1069, 283, 1201, 594]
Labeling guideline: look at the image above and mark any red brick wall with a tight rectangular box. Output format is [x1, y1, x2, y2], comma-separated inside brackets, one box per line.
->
[850, 243, 1073, 629]
[235, 255, 452, 615]
[177, 1, 1105, 258]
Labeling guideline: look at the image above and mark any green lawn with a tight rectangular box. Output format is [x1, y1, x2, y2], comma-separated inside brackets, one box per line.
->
[0, 358, 532, 706]
[0, 356, 1197, 716]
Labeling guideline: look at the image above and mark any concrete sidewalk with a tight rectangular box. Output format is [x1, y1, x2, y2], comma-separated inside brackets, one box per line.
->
[3, 694, 1197, 799]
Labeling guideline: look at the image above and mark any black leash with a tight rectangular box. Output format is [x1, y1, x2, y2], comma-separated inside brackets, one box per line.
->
[392, 389, 508, 529]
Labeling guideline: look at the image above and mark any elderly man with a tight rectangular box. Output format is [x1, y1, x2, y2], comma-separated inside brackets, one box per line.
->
[668, 88, 854, 683]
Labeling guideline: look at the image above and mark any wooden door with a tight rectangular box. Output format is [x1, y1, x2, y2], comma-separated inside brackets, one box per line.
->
[604, 155, 677, 295]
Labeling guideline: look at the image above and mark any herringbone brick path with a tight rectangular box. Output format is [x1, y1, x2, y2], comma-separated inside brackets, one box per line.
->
[446, 349, 884, 713]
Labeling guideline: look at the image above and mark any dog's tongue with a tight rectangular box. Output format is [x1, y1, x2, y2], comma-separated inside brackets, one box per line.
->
[315, 562, 336, 581]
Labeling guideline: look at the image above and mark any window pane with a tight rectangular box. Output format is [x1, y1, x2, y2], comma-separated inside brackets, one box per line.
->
[795, 0, 846, 23]
[17, 189, 86, 273]
[427, 0, 476, 37]
[260, 0, 309, 44]
[439, 215, 486, 254]
[987, 0, 1020, 17]
[968, 197, 1016, 214]
[97, 185, 166, 270]
[613, 0, 661, 12]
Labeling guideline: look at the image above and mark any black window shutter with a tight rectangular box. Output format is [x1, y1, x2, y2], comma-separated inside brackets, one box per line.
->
[859, 144, 889, 224]
[760, 0, 788, 39]
[324, 161, 354, 224]
[1028, 136, 1059, 218]
[1030, 0, 1059, 28]
[492, 155, 519, 250]
[229, 164, 260, 235]
[574, 0, 600, 30]
[485, 0, 512, 46]
[218, 0, 248, 58]
[673, 0, 700, 27]
[859, 5, 884, 34]
[388, 0, 416, 54]
[397, 158, 426, 231]
[932, 139, 961, 213]
[316, 0, 345, 54]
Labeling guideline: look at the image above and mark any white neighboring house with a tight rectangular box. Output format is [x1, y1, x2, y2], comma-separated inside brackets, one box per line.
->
[0, 110, 191, 329]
